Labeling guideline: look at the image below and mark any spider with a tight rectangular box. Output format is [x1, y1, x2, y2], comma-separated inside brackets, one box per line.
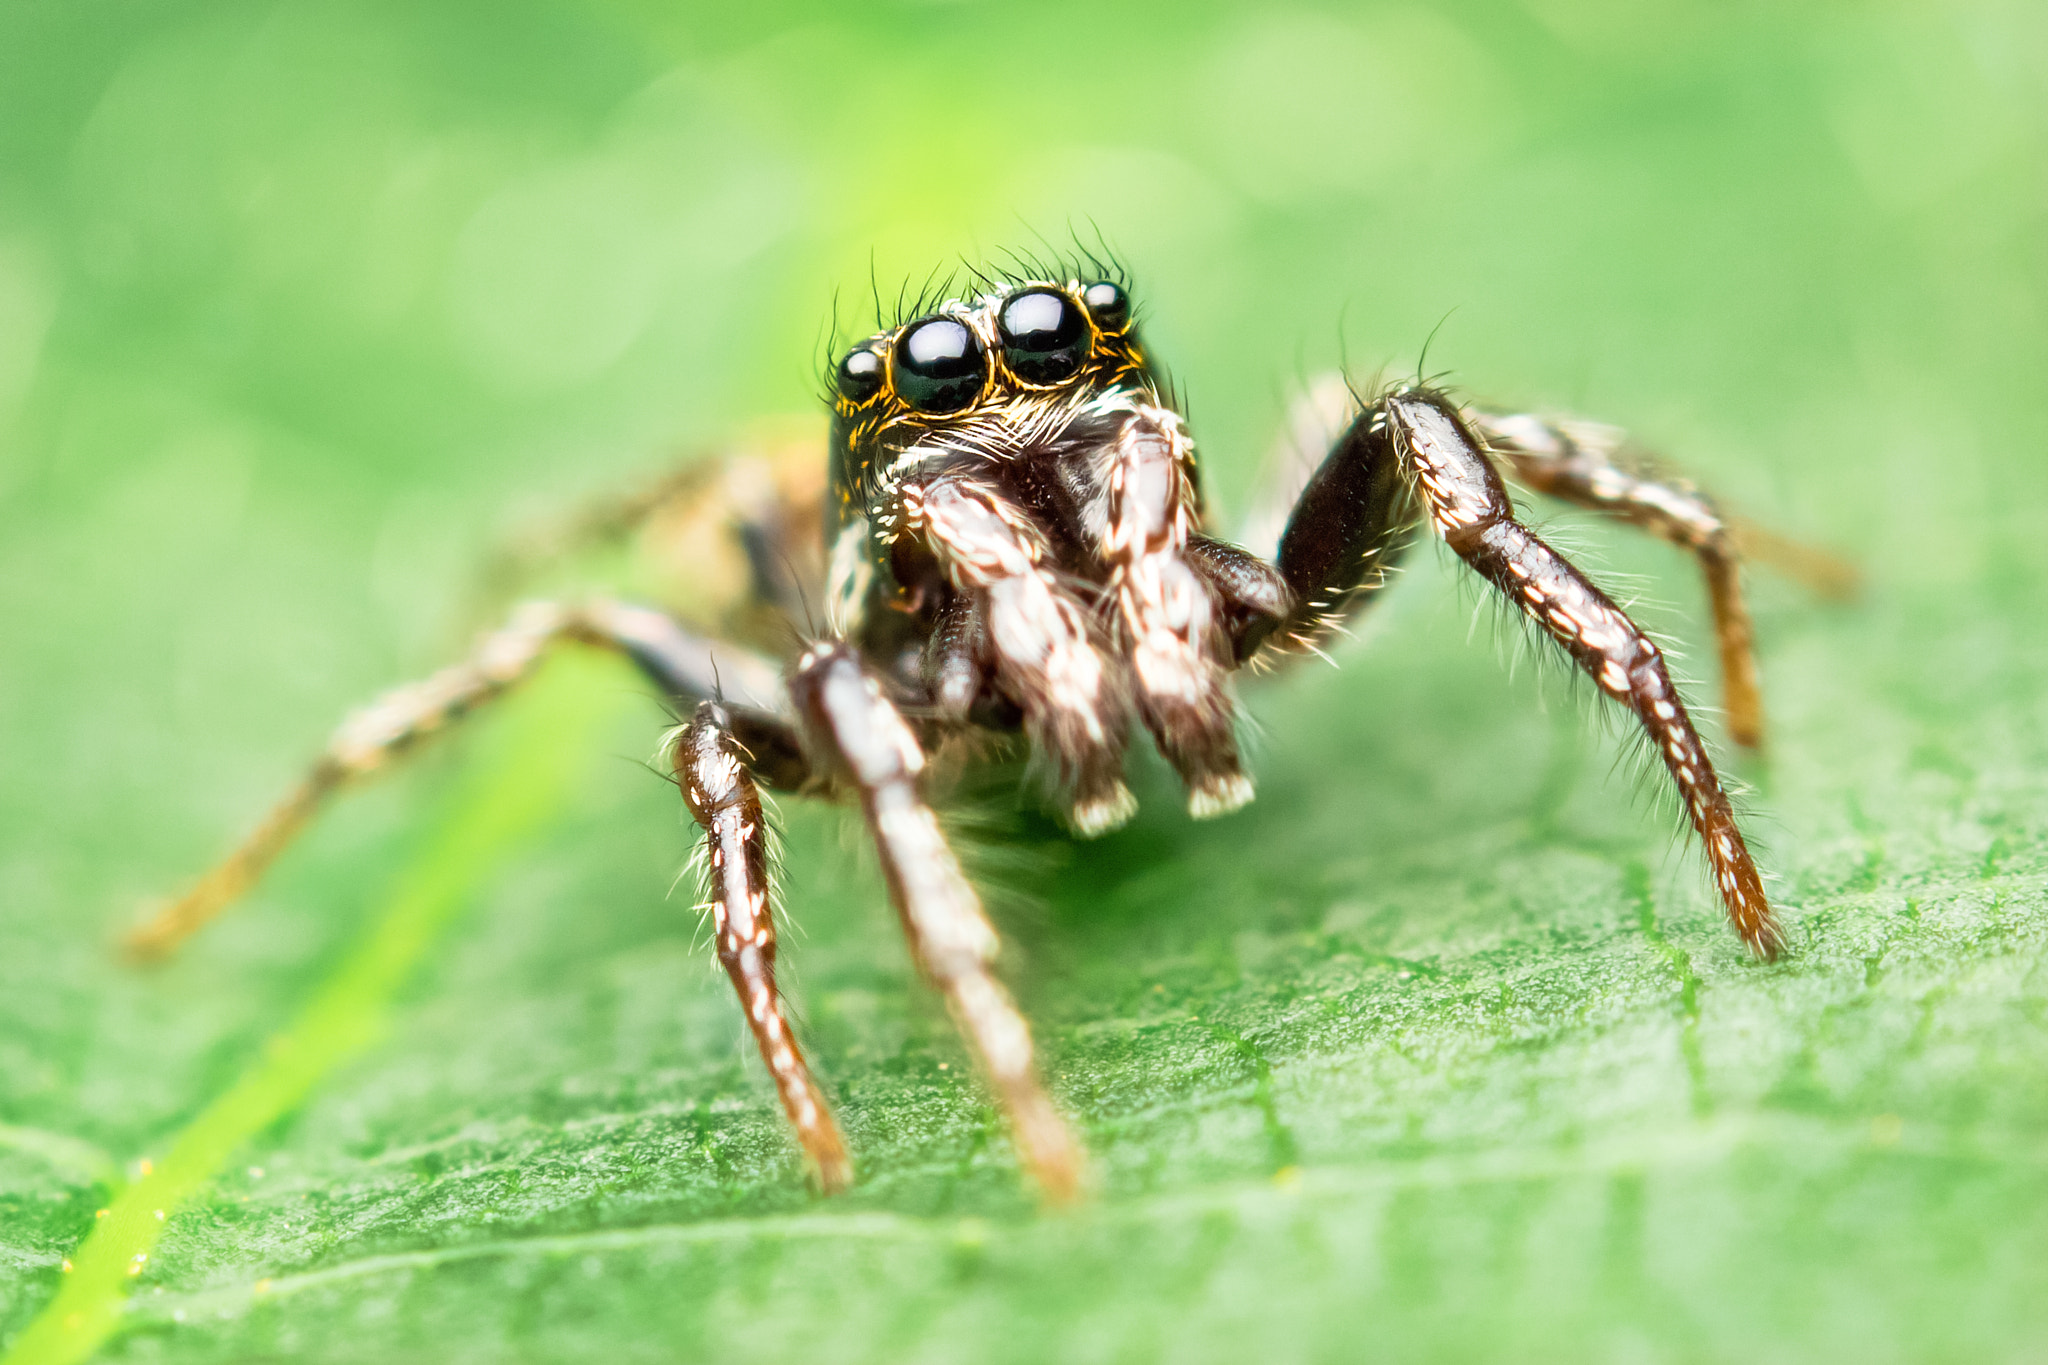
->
[127, 260, 1853, 1202]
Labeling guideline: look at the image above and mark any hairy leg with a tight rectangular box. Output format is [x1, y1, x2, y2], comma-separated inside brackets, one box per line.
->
[1270, 396, 1421, 656]
[672, 700, 850, 1192]
[127, 600, 797, 958]
[1470, 408, 1773, 746]
[1473, 410, 1859, 592]
[1386, 390, 1782, 955]
[1277, 388, 1782, 956]
[791, 643, 1084, 1199]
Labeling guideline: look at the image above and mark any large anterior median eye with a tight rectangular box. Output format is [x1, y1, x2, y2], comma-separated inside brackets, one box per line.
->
[892, 317, 986, 413]
[998, 289, 1091, 384]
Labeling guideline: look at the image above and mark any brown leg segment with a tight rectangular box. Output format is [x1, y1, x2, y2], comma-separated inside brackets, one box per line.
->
[1272, 399, 1421, 657]
[127, 600, 796, 959]
[1471, 409, 1767, 747]
[673, 701, 851, 1192]
[790, 643, 1084, 1200]
[1385, 392, 1783, 957]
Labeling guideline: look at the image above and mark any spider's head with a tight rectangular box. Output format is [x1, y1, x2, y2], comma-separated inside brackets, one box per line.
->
[825, 277, 1154, 528]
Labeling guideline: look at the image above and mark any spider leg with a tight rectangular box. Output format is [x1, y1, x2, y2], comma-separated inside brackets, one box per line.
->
[906, 475, 1135, 835]
[1472, 408, 1860, 595]
[672, 700, 850, 1192]
[126, 600, 797, 959]
[1273, 388, 1782, 956]
[1374, 388, 1782, 956]
[1469, 408, 1784, 747]
[1183, 535, 1292, 665]
[1269, 391, 1422, 656]
[475, 428, 827, 651]
[790, 643, 1084, 1200]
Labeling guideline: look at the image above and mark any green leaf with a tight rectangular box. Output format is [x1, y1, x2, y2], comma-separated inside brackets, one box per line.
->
[6, 657, 622, 1365]
[2, 2, 2045, 1362]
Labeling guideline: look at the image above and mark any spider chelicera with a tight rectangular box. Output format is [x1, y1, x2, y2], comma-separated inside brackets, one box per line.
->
[129, 261, 1852, 1201]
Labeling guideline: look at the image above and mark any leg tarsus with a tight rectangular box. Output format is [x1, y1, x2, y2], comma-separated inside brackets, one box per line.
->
[122, 763, 342, 962]
[124, 602, 570, 961]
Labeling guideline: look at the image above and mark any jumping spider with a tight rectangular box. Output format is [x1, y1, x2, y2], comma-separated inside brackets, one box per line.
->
[130, 263, 1851, 1200]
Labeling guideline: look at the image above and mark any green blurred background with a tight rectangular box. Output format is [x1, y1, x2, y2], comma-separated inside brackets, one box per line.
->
[3, 1, 2047, 1361]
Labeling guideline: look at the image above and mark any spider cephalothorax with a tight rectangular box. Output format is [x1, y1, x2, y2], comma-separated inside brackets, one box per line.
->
[132, 259, 1850, 1202]
[823, 276, 1288, 835]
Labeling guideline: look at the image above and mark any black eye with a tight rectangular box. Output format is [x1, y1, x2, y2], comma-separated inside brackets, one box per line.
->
[837, 347, 883, 403]
[1081, 280, 1129, 329]
[998, 289, 1091, 384]
[891, 317, 986, 413]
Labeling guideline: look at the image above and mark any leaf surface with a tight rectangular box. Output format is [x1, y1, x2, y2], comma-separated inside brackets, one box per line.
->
[1, 2, 2045, 1361]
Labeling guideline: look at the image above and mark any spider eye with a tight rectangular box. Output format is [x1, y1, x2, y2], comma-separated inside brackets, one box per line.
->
[997, 289, 1091, 384]
[892, 317, 986, 413]
[1081, 280, 1129, 329]
[837, 347, 883, 404]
